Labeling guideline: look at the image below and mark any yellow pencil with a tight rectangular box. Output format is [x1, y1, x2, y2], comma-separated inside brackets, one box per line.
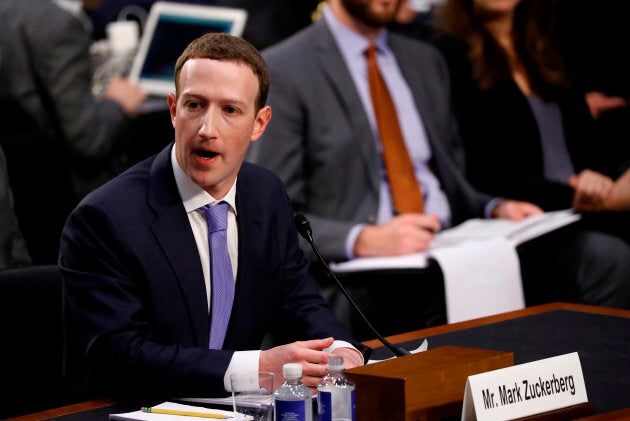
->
[141, 407, 231, 419]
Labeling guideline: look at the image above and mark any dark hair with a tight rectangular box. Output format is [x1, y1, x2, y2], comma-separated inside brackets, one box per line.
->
[174, 32, 270, 111]
[435, 0, 569, 97]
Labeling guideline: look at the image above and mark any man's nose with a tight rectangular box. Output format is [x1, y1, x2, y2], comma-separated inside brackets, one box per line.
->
[198, 110, 216, 137]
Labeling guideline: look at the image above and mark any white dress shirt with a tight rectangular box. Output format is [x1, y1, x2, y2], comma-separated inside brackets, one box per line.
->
[170, 146, 360, 391]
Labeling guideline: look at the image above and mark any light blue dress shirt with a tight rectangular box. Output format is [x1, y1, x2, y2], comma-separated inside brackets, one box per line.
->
[322, 7, 452, 258]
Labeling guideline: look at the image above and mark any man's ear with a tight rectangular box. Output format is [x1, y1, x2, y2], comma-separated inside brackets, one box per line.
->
[250, 105, 272, 143]
[167, 93, 177, 127]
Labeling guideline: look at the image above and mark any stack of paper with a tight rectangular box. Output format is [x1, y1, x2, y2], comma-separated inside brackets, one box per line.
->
[327, 209, 581, 324]
[329, 209, 580, 272]
[110, 401, 239, 420]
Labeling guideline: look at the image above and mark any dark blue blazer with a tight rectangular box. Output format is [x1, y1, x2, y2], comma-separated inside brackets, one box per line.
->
[59, 143, 358, 400]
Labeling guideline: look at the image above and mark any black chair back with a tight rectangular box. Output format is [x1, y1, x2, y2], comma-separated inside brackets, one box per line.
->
[0, 265, 80, 418]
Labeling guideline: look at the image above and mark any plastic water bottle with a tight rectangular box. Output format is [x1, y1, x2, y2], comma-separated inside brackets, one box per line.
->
[274, 363, 313, 421]
[317, 356, 356, 421]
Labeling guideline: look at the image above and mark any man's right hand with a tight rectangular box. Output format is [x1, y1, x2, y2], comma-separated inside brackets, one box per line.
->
[353, 213, 441, 257]
[104, 76, 148, 116]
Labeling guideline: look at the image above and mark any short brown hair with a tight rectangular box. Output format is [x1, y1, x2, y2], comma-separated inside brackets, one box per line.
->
[174, 32, 270, 111]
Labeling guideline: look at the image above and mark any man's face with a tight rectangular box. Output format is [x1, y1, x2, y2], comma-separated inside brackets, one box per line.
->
[168, 58, 271, 198]
[341, 0, 402, 28]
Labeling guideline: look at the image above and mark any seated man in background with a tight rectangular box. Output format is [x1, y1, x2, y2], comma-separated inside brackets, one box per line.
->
[246, 0, 630, 335]
[59, 32, 363, 403]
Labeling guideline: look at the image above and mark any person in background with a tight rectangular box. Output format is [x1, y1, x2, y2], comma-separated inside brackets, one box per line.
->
[431, 0, 630, 245]
[388, 0, 442, 41]
[87, 0, 321, 51]
[0, 0, 147, 263]
[570, 167, 630, 213]
[553, 0, 629, 121]
[0, 147, 32, 270]
[246, 0, 630, 319]
[59, 32, 364, 404]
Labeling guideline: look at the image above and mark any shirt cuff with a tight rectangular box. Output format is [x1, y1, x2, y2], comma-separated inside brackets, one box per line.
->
[324, 340, 365, 365]
[485, 197, 503, 219]
[345, 224, 366, 260]
[223, 350, 261, 392]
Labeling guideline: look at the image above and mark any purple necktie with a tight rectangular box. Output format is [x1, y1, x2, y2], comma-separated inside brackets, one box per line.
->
[200, 201, 234, 349]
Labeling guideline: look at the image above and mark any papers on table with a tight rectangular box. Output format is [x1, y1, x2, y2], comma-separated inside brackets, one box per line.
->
[432, 237, 524, 323]
[328, 209, 580, 323]
[109, 401, 238, 420]
[330, 209, 580, 273]
[432, 208, 581, 247]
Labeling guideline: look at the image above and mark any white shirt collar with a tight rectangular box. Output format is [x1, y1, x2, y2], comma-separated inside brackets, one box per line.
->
[170, 145, 237, 214]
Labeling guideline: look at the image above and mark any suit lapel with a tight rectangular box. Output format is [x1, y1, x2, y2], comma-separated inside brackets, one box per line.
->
[147, 145, 210, 346]
[231, 172, 263, 318]
[314, 21, 380, 195]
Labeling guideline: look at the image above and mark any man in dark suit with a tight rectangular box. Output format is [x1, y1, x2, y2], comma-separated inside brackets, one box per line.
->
[59, 32, 363, 403]
[246, 0, 630, 328]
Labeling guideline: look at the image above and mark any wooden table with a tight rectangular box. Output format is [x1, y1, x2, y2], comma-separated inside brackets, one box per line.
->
[8, 303, 629, 420]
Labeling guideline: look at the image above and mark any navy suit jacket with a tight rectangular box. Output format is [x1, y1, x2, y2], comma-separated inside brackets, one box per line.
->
[59, 143, 358, 400]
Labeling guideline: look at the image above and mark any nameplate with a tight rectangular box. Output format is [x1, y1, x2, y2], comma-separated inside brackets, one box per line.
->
[462, 352, 588, 421]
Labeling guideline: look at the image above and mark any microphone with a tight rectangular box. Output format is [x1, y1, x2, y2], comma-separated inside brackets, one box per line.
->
[294, 213, 411, 357]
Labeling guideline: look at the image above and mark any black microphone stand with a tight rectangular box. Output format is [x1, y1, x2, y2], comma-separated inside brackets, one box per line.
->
[294, 214, 410, 357]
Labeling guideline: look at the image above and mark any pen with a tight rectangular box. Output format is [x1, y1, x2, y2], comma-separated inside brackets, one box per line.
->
[141, 407, 231, 419]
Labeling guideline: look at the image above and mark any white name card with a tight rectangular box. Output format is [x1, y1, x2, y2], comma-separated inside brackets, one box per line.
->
[462, 352, 588, 421]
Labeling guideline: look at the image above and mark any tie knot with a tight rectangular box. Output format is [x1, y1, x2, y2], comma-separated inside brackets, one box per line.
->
[365, 44, 377, 60]
[200, 201, 229, 233]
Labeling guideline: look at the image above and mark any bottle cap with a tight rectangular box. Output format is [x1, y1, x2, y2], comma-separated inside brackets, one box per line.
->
[327, 356, 344, 371]
[283, 363, 302, 379]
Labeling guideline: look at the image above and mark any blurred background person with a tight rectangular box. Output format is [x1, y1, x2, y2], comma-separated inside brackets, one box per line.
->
[553, 0, 629, 126]
[86, 0, 321, 50]
[388, 0, 443, 41]
[0, 147, 32, 270]
[247, 0, 630, 338]
[431, 0, 629, 244]
[0, 0, 147, 263]
[570, 167, 630, 213]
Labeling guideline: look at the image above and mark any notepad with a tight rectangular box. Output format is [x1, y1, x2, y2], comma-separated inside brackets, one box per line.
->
[109, 401, 240, 420]
[329, 209, 581, 273]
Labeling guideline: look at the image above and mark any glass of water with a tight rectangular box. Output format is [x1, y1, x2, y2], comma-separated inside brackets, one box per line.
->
[230, 371, 274, 421]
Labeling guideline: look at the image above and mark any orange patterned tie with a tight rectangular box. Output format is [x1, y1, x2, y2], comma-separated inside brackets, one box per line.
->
[366, 44, 424, 214]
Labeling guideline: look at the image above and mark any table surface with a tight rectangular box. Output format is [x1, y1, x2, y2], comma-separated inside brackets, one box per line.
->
[8, 303, 629, 421]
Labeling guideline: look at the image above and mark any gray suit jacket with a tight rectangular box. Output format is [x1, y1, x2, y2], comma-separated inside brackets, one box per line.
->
[0, 0, 125, 162]
[247, 19, 490, 261]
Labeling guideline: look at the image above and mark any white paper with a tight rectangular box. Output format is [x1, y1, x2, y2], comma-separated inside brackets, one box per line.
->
[327, 210, 579, 323]
[329, 252, 430, 273]
[366, 338, 428, 364]
[329, 209, 580, 273]
[109, 401, 239, 420]
[462, 352, 588, 421]
[178, 396, 235, 406]
[434, 209, 581, 247]
[431, 237, 524, 323]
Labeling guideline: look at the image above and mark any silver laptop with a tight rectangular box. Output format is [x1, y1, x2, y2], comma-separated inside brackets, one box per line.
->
[128, 1, 248, 97]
